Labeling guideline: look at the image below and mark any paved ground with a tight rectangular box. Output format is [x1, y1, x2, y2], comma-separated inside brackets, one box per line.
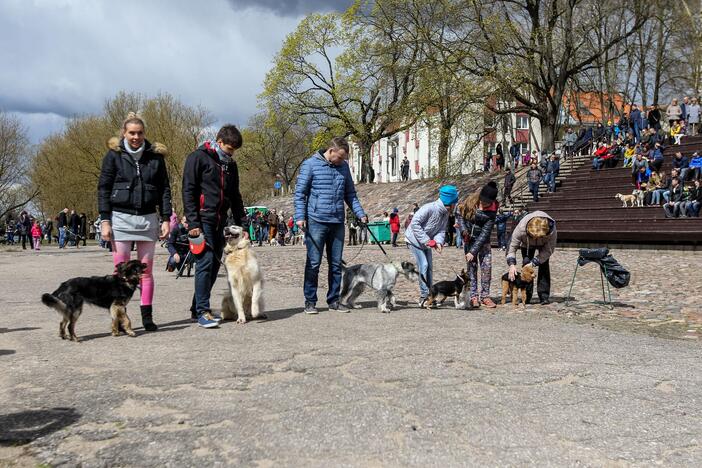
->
[1, 242, 701, 467]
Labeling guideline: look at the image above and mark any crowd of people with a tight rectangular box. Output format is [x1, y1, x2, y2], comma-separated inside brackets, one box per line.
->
[2, 209, 96, 249]
[585, 96, 702, 218]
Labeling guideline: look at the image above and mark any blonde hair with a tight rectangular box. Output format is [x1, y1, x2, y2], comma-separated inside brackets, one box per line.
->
[526, 217, 549, 239]
[458, 189, 481, 221]
[122, 111, 145, 131]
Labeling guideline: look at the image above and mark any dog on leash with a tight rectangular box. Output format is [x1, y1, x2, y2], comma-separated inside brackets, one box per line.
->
[615, 190, 643, 207]
[41, 260, 147, 341]
[425, 269, 469, 309]
[340, 261, 419, 312]
[500, 264, 536, 307]
[221, 225, 266, 324]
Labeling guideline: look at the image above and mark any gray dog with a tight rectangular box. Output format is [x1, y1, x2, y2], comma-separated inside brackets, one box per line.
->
[340, 261, 419, 313]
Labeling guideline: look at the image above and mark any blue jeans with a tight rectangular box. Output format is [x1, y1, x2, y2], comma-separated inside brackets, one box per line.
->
[651, 189, 666, 205]
[592, 158, 603, 170]
[190, 223, 225, 315]
[544, 173, 556, 192]
[303, 219, 345, 305]
[58, 227, 66, 248]
[408, 242, 433, 299]
[528, 181, 540, 201]
[663, 190, 671, 203]
[455, 227, 463, 248]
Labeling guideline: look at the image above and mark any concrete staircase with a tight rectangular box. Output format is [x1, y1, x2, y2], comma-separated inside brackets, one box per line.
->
[513, 137, 702, 246]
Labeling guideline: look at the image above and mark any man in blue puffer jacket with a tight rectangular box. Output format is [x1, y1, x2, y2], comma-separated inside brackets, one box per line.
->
[295, 137, 368, 314]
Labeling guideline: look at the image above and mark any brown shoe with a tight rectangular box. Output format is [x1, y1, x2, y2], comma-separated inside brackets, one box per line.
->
[481, 297, 497, 308]
[470, 297, 480, 308]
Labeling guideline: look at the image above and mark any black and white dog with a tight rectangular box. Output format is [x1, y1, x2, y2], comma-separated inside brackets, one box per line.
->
[340, 261, 419, 313]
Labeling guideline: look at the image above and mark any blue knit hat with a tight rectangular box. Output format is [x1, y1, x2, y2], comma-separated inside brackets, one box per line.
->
[439, 185, 458, 206]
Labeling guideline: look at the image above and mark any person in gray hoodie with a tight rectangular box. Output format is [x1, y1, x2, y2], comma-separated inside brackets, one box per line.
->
[506, 210, 557, 305]
[405, 185, 458, 307]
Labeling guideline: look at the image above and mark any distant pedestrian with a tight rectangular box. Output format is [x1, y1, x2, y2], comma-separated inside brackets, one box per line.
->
[18, 211, 31, 250]
[527, 161, 543, 202]
[31, 219, 42, 251]
[389, 208, 401, 247]
[503, 167, 516, 204]
[57, 208, 68, 248]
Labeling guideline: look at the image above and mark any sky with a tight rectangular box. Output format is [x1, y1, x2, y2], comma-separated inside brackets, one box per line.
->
[0, 0, 351, 143]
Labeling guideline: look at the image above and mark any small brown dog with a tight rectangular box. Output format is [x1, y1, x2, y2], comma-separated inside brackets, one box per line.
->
[500, 264, 535, 307]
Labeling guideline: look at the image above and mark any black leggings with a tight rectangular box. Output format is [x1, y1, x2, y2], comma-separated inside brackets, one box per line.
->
[520, 247, 551, 303]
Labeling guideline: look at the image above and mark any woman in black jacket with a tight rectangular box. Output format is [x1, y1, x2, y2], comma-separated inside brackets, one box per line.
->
[457, 181, 499, 309]
[97, 113, 172, 331]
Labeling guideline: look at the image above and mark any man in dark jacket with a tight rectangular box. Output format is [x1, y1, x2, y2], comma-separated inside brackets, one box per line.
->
[544, 154, 560, 193]
[44, 218, 53, 244]
[527, 161, 543, 202]
[629, 104, 642, 142]
[664, 177, 685, 218]
[79, 213, 87, 246]
[648, 105, 662, 130]
[182, 125, 246, 328]
[69, 209, 79, 247]
[673, 152, 690, 185]
[503, 168, 516, 204]
[294, 137, 367, 314]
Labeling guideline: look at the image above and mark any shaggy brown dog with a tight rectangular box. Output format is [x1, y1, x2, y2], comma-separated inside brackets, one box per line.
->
[500, 264, 536, 307]
[41, 260, 147, 341]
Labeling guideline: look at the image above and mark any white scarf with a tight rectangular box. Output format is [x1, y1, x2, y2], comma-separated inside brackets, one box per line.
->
[123, 138, 145, 161]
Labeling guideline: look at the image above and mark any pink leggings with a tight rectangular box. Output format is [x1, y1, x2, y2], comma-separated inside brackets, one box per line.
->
[112, 241, 155, 306]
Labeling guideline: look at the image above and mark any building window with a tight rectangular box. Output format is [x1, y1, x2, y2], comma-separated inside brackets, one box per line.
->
[516, 115, 529, 130]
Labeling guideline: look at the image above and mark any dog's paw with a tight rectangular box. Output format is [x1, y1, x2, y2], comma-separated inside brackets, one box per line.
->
[237, 317, 247, 324]
[126, 330, 137, 337]
[70, 335, 81, 342]
[352, 304, 363, 309]
[112, 331, 120, 337]
[254, 314, 268, 321]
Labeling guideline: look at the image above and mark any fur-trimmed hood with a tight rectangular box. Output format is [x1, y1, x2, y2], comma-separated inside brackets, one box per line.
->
[107, 137, 167, 156]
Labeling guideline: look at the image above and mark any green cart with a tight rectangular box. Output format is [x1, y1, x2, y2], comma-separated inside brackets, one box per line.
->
[367, 221, 391, 244]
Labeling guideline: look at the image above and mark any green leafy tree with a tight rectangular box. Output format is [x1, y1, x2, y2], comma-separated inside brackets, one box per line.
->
[262, 1, 422, 181]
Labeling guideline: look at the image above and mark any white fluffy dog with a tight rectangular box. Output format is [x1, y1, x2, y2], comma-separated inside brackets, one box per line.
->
[221, 225, 265, 324]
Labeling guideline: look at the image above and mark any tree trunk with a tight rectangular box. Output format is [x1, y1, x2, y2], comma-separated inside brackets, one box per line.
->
[358, 141, 372, 183]
[437, 125, 450, 177]
[541, 118, 556, 153]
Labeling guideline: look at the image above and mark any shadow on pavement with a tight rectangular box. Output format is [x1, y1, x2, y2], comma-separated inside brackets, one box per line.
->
[0, 407, 80, 446]
[0, 327, 41, 334]
[0, 350, 16, 356]
[265, 306, 305, 322]
[79, 324, 191, 342]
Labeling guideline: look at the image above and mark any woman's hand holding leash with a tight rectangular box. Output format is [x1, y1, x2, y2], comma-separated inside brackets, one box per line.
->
[465, 252, 474, 262]
[189, 228, 201, 237]
[508, 264, 518, 281]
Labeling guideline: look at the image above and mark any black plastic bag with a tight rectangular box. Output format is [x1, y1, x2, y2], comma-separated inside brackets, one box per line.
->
[577, 248, 631, 289]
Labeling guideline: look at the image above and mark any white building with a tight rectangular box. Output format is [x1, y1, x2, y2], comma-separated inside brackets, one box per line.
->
[348, 105, 543, 183]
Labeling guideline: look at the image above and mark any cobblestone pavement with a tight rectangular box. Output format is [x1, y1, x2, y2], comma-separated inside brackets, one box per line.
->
[1, 244, 701, 466]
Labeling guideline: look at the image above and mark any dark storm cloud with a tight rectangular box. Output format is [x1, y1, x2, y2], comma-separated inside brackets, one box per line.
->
[227, 0, 353, 16]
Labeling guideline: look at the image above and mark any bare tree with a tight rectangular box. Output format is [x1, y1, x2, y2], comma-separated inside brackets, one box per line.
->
[0, 112, 37, 220]
[454, 0, 649, 150]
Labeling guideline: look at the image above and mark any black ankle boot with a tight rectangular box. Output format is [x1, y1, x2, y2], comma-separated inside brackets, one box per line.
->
[140, 305, 158, 331]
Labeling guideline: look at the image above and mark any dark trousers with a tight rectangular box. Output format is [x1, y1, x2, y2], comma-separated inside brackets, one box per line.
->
[503, 185, 513, 203]
[497, 229, 507, 249]
[391, 231, 399, 246]
[520, 247, 551, 303]
[19, 234, 28, 249]
[190, 223, 225, 315]
[445, 229, 453, 247]
[348, 227, 357, 246]
[529, 181, 540, 201]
